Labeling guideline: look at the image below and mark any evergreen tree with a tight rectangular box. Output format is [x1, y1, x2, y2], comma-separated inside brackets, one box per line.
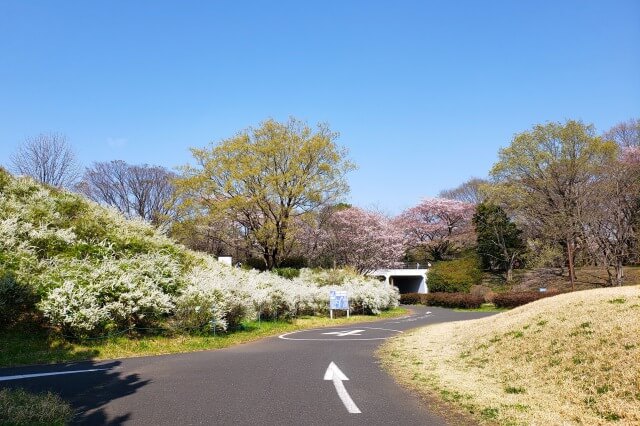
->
[473, 203, 525, 282]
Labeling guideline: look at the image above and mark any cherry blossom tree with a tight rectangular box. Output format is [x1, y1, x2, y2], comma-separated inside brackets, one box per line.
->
[319, 207, 404, 273]
[395, 198, 475, 261]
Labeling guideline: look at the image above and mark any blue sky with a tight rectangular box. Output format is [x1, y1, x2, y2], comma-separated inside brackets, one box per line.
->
[1, 1, 638, 213]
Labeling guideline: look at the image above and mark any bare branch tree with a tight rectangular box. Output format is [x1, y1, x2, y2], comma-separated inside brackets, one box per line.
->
[583, 149, 640, 285]
[439, 177, 488, 205]
[10, 132, 81, 188]
[603, 118, 640, 148]
[78, 160, 178, 230]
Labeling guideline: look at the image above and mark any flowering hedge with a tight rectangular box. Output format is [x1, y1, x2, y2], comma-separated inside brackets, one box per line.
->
[0, 170, 399, 337]
[174, 258, 399, 332]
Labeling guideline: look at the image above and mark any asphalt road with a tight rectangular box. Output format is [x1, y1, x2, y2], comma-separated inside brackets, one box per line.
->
[0, 306, 494, 425]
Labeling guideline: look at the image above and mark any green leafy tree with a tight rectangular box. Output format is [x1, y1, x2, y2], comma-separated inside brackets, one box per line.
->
[176, 118, 355, 269]
[473, 203, 525, 282]
[489, 120, 617, 290]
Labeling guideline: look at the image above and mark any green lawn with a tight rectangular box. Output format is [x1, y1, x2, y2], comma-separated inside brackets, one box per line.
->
[0, 308, 408, 368]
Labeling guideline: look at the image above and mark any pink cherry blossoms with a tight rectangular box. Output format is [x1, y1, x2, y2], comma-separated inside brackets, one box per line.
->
[394, 198, 475, 260]
[319, 207, 405, 273]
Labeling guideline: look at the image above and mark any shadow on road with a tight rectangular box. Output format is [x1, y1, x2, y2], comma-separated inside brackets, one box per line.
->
[1, 360, 149, 425]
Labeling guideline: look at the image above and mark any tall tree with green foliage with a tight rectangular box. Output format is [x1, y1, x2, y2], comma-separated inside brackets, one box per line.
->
[489, 120, 617, 290]
[176, 118, 355, 269]
[473, 203, 525, 282]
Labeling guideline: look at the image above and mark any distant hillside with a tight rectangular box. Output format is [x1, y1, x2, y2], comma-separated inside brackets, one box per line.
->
[382, 286, 640, 425]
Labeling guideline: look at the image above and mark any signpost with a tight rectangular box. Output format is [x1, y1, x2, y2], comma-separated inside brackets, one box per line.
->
[329, 290, 349, 319]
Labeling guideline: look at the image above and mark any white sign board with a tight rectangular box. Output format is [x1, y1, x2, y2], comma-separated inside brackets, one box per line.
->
[330, 290, 349, 310]
[329, 290, 349, 318]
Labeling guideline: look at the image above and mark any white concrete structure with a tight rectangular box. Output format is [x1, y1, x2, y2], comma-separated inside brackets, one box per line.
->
[368, 268, 429, 294]
[217, 256, 233, 266]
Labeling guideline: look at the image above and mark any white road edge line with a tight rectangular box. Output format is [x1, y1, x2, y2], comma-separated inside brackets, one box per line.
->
[0, 368, 109, 382]
[324, 362, 361, 414]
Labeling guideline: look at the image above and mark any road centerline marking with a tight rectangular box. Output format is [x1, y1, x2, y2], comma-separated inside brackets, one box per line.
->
[324, 362, 361, 414]
[322, 329, 365, 337]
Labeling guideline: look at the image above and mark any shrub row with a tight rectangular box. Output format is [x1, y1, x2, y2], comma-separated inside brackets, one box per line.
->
[399, 292, 484, 309]
[427, 292, 484, 309]
[399, 293, 423, 305]
[492, 290, 560, 308]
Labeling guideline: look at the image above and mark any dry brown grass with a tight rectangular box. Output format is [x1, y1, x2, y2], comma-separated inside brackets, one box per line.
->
[380, 286, 640, 425]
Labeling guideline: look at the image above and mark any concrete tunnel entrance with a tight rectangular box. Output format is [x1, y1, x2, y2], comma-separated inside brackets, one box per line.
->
[369, 268, 429, 294]
[389, 275, 424, 294]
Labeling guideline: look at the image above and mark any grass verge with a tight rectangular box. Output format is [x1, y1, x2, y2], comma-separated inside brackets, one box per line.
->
[0, 308, 407, 368]
[0, 388, 73, 426]
[379, 287, 640, 425]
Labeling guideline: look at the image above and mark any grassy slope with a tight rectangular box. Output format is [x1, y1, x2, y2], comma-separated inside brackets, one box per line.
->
[380, 287, 640, 425]
[0, 308, 407, 368]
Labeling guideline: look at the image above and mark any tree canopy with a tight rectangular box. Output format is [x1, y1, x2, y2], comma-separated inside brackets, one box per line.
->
[394, 198, 475, 261]
[473, 202, 525, 282]
[176, 118, 355, 269]
[10, 132, 80, 188]
[78, 160, 178, 230]
[489, 120, 617, 288]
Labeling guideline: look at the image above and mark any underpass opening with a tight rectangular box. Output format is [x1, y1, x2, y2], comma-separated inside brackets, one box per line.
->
[390, 275, 424, 294]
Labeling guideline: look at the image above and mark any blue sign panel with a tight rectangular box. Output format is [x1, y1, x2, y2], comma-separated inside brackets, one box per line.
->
[329, 290, 349, 310]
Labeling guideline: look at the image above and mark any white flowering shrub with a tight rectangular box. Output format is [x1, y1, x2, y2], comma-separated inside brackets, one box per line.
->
[340, 277, 400, 314]
[39, 254, 177, 336]
[174, 260, 253, 331]
[174, 285, 229, 332]
[178, 260, 399, 324]
[41, 281, 111, 335]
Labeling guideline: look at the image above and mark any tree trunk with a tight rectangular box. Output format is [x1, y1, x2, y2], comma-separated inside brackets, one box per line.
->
[605, 266, 614, 286]
[263, 248, 274, 270]
[616, 260, 624, 286]
[506, 266, 513, 283]
[567, 240, 576, 291]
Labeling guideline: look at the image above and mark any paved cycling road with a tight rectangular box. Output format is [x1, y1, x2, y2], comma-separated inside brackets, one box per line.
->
[0, 306, 494, 425]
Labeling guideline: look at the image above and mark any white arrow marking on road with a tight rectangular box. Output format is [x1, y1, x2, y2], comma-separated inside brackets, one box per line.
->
[322, 329, 364, 337]
[324, 362, 361, 414]
[0, 368, 108, 382]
